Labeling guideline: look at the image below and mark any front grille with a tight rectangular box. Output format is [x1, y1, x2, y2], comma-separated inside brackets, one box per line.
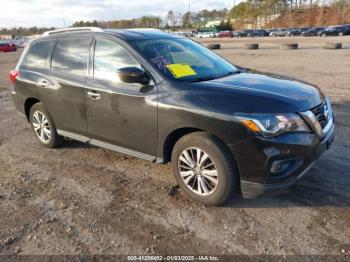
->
[311, 101, 328, 129]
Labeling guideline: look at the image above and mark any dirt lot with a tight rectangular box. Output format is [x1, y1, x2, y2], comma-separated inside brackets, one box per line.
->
[0, 36, 349, 257]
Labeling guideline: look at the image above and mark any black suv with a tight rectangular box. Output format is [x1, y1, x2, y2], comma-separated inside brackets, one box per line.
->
[318, 25, 350, 36]
[10, 28, 335, 206]
[234, 29, 267, 37]
[302, 27, 325, 37]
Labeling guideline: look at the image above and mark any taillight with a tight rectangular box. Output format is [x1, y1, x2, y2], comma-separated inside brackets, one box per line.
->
[9, 70, 19, 85]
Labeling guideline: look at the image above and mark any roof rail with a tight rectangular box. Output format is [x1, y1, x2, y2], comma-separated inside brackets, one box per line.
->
[127, 28, 160, 31]
[42, 27, 104, 36]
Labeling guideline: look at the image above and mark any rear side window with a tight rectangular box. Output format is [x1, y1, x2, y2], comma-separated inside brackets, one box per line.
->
[22, 41, 55, 69]
[51, 38, 91, 76]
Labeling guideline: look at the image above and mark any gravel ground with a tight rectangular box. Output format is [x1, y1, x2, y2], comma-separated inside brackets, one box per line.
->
[0, 36, 349, 257]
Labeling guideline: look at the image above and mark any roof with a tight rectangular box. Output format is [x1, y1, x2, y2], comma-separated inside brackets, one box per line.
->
[105, 29, 184, 40]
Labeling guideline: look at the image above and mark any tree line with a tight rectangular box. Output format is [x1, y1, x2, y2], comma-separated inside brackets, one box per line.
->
[0, 27, 55, 36]
[72, 16, 162, 29]
[229, 0, 350, 29]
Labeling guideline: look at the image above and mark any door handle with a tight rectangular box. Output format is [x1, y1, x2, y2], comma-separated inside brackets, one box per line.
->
[38, 80, 49, 88]
[87, 90, 101, 100]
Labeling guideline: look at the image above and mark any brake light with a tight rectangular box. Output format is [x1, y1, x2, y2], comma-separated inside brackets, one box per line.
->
[9, 70, 19, 85]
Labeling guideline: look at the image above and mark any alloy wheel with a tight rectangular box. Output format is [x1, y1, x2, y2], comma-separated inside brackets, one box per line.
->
[32, 111, 51, 143]
[178, 147, 218, 196]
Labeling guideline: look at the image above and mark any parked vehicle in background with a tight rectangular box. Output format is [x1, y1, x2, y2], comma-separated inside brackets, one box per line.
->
[234, 30, 251, 37]
[302, 27, 325, 37]
[173, 32, 188, 37]
[197, 32, 215, 38]
[286, 28, 301, 37]
[264, 29, 275, 35]
[270, 28, 288, 37]
[11, 38, 28, 48]
[0, 41, 16, 52]
[252, 29, 268, 37]
[286, 28, 310, 37]
[234, 29, 267, 38]
[10, 27, 335, 206]
[318, 25, 350, 36]
[217, 31, 233, 38]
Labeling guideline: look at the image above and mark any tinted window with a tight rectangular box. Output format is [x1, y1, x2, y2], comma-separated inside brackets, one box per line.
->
[93, 38, 140, 81]
[51, 38, 91, 76]
[22, 41, 55, 69]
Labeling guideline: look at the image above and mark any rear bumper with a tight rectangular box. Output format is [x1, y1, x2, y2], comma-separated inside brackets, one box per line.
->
[237, 122, 335, 199]
[11, 90, 26, 117]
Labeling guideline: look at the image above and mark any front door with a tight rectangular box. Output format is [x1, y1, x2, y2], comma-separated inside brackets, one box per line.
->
[84, 37, 157, 157]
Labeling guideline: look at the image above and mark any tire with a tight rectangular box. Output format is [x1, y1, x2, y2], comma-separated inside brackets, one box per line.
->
[322, 33, 326, 37]
[338, 32, 343, 36]
[245, 43, 259, 50]
[207, 44, 221, 50]
[323, 42, 342, 49]
[29, 102, 63, 148]
[280, 43, 298, 50]
[171, 132, 238, 206]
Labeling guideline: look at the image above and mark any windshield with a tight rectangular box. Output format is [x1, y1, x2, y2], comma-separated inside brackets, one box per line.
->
[130, 38, 238, 82]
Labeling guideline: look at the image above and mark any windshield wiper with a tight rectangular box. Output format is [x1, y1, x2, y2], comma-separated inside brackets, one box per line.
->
[189, 76, 219, 83]
[189, 70, 241, 83]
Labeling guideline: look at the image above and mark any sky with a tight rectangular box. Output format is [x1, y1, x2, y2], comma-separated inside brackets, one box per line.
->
[0, 0, 236, 28]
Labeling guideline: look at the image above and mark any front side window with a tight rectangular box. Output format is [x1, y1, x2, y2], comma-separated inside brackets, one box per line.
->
[22, 41, 55, 69]
[130, 38, 238, 82]
[51, 38, 91, 76]
[94, 38, 141, 81]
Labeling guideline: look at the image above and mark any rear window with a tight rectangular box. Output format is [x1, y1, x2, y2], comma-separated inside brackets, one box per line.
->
[22, 41, 55, 69]
[51, 38, 91, 76]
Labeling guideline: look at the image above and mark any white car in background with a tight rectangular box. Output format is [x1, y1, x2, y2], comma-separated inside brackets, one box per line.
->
[11, 38, 29, 48]
[197, 32, 215, 38]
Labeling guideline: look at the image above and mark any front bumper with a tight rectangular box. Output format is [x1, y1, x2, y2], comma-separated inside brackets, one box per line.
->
[233, 121, 335, 199]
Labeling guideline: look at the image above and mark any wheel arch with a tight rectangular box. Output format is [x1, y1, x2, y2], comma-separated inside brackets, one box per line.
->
[161, 127, 237, 167]
[162, 127, 202, 163]
[24, 97, 40, 122]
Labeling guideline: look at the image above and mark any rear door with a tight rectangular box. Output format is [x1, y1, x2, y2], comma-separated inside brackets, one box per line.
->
[84, 36, 158, 157]
[39, 36, 92, 136]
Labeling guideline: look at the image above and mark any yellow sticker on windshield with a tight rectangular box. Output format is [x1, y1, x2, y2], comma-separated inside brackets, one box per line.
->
[166, 64, 197, 78]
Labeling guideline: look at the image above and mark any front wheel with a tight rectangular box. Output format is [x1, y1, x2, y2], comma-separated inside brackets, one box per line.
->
[171, 132, 238, 206]
[29, 103, 63, 148]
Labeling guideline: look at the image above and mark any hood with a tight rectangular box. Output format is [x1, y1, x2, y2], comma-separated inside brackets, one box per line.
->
[192, 70, 324, 113]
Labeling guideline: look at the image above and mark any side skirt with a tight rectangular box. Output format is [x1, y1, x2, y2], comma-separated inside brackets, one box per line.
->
[57, 129, 164, 163]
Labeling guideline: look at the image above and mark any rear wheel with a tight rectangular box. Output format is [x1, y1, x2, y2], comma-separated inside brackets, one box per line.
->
[29, 103, 62, 148]
[171, 132, 238, 206]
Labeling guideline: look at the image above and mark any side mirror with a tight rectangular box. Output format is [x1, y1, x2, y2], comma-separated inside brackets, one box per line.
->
[117, 67, 150, 85]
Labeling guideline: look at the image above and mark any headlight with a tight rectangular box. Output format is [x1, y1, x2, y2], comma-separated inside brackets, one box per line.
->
[235, 113, 310, 137]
